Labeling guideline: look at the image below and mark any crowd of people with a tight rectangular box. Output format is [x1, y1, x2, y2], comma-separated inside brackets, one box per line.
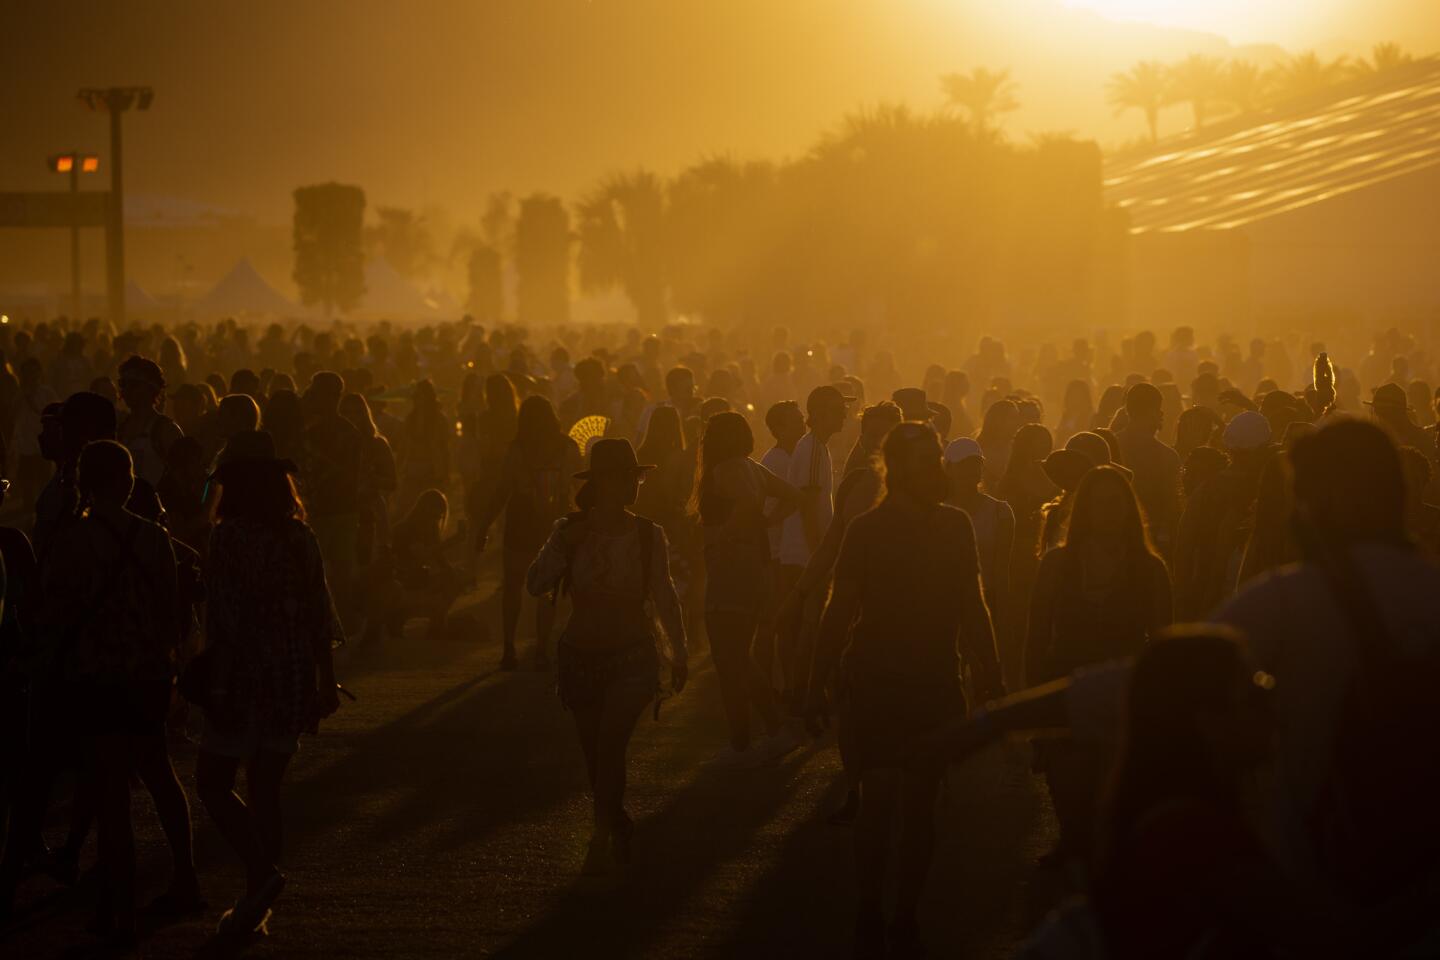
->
[0, 311, 1437, 957]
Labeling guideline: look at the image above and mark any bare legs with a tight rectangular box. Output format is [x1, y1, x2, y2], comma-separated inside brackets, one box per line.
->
[570, 675, 653, 872]
[854, 764, 944, 955]
[196, 750, 292, 895]
[706, 610, 784, 752]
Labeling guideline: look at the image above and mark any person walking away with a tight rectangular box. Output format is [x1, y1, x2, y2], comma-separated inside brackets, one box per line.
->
[1115, 383, 1181, 559]
[526, 439, 687, 875]
[998, 423, 1058, 690]
[696, 412, 802, 764]
[475, 395, 582, 669]
[1215, 420, 1440, 954]
[1027, 466, 1171, 876]
[298, 372, 364, 637]
[807, 422, 1002, 959]
[196, 432, 343, 939]
[40, 441, 185, 948]
[116, 355, 183, 492]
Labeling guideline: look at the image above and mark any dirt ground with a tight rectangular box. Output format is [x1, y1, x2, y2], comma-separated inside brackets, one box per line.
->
[7, 563, 1057, 959]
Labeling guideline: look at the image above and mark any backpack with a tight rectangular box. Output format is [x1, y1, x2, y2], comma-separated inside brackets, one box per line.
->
[1318, 543, 1440, 910]
[554, 512, 656, 607]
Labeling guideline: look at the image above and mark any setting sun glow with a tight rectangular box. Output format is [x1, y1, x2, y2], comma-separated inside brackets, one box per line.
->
[1059, 0, 1286, 42]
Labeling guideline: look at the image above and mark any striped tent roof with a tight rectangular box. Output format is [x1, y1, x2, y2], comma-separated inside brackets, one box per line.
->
[1104, 58, 1440, 234]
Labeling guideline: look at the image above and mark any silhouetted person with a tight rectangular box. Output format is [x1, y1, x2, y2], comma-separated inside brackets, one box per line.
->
[696, 411, 801, 764]
[299, 371, 364, 635]
[526, 439, 687, 875]
[1028, 466, 1171, 872]
[40, 441, 181, 947]
[1115, 383, 1181, 557]
[475, 395, 582, 669]
[808, 422, 1001, 958]
[944, 436, 1014, 611]
[197, 430, 342, 939]
[756, 400, 806, 689]
[116, 355, 183, 490]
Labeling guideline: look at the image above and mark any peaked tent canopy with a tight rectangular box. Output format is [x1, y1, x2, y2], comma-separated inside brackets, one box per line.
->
[194, 258, 300, 317]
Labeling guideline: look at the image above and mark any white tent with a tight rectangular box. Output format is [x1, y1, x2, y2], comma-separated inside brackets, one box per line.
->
[194, 258, 300, 317]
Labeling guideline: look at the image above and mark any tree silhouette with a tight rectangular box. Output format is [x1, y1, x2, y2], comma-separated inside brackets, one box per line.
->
[1168, 54, 1224, 129]
[514, 194, 571, 327]
[940, 67, 1020, 135]
[366, 206, 435, 281]
[1353, 42, 1413, 76]
[576, 170, 668, 329]
[1267, 51, 1351, 102]
[1218, 60, 1269, 116]
[292, 182, 366, 315]
[667, 156, 778, 325]
[1108, 61, 1172, 142]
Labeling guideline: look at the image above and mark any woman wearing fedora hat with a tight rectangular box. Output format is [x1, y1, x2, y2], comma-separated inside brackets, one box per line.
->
[195, 430, 345, 937]
[527, 438, 687, 875]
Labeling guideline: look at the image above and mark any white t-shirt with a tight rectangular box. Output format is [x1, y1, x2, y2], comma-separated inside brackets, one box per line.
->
[779, 432, 832, 566]
[759, 445, 792, 560]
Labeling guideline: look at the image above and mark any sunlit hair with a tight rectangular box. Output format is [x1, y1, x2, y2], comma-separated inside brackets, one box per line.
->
[976, 398, 1020, 453]
[514, 394, 564, 461]
[485, 373, 518, 419]
[999, 423, 1054, 502]
[694, 410, 754, 524]
[880, 421, 941, 497]
[637, 404, 685, 466]
[338, 391, 379, 439]
[1062, 465, 1157, 562]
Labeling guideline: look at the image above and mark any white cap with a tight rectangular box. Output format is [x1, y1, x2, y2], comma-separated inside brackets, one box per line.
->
[1223, 410, 1272, 451]
[944, 437, 983, 463]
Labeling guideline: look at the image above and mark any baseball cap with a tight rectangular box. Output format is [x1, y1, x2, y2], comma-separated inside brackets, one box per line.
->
[943, 437, 983, 463]
[807, 384, 855, 416]
[1223, 410, 1272, 451]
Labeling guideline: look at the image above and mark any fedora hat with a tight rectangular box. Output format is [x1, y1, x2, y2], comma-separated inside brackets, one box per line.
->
[574, 438, 655, 480]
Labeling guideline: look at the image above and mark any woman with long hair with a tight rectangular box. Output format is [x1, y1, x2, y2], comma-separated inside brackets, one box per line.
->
[476, 395, 582, 669]
[633, 405, 692, 537]
[194, 430, 343, 939]
[463, 374, 519, 529]
[1055, 379, 1095, 447]
[527, 439, 687, 875]
[1027, 465, 1172, 872]
[695, 411, 801, 763]
[1093, 384, 1125, 431]
[807, 422, 1002, 957]
[975, 398, 1022, 496]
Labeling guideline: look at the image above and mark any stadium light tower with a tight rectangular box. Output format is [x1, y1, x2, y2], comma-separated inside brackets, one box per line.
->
[46, 151, 100, 319]
[77, 86, 153, 324]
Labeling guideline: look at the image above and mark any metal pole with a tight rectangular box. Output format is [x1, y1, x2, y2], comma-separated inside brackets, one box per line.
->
[70, 160, 81, 319]
[105, 100, 125, 325]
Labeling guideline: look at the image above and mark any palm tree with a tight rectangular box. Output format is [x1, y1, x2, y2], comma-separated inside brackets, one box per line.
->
[1108, 61, 1172, 142]
[1352, 42, 1413, 76]
[1167, 54, 1225, 129]
[940, 67, 1020, 135]
[1267, 51, 1351, 102]
[667, 156, 777, 323]
[1218, 60, 1269, 116]
[513, 194, 571, 327]
[576, 170, 669, 330]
